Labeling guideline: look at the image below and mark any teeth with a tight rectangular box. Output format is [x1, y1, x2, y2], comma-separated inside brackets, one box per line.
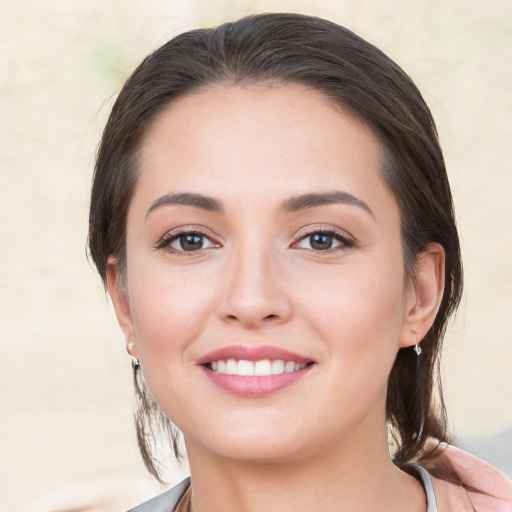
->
[237, 359, 254, 376]
[285, 361, 295, 373]
[255, 359, 271, 376]
[209, 359, 307, 376]
[271, 360, 285, 374]
[226, 359, 237, 375]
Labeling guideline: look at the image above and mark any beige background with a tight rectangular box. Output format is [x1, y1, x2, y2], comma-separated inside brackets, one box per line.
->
[0, 0, 511, 510]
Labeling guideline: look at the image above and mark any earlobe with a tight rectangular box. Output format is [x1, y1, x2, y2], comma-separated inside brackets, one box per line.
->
[106, 258, 138, 357]
[399, 243, 445, 348]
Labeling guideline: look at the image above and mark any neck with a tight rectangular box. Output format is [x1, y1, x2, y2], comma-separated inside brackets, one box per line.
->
[184, 426, 426, 512]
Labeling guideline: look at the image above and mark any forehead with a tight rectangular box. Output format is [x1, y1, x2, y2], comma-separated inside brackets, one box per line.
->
[134, 83, 394, 216]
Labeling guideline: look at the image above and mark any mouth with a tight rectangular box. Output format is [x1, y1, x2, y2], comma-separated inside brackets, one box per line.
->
[198, 345, 315, 397]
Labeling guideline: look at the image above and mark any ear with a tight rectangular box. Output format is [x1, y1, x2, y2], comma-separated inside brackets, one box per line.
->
[399, 243, 445, 348]
[106, 258, 138, 357]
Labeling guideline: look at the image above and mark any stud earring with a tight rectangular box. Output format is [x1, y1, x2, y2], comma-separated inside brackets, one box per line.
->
[126, 342, 139, 368]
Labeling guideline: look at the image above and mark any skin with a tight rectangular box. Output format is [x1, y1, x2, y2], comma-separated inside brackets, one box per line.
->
[108, 84, 445, 511]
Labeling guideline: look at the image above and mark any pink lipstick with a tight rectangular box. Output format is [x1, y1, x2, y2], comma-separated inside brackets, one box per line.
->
[198, 345, 315, 397]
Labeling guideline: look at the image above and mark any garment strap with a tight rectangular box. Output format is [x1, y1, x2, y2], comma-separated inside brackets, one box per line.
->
[408, 463, 438, 512]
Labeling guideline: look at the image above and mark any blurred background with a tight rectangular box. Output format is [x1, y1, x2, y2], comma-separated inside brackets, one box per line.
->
[0, 0, 511, 510]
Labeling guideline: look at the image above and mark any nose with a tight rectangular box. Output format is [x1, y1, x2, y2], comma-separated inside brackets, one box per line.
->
[217, 241, 293, 329]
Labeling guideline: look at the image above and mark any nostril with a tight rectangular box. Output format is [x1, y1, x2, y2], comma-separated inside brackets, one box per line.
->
[226, 313, 278, 321]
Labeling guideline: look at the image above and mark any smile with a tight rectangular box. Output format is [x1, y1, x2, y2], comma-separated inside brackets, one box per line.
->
[208, 359, 308, 376]
[198, 345, 315, 397]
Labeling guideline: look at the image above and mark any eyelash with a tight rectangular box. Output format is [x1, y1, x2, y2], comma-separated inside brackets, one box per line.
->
[154, 228, 220, 255]
[155, 227, 356, 255]
[292, 227, 356, 253]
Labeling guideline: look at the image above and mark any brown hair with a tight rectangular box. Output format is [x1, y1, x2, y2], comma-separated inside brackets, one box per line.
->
[88, 13, 463, 481]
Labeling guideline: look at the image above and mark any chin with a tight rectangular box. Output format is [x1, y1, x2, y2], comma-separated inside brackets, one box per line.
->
[215, 442, 306, 465]
[184, 422, 312, 464]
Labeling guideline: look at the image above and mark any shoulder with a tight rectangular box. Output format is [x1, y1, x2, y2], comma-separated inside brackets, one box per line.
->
[428, 474, 475, 512]
[418, 445, 512, 512]
[409, 462, 480, 511]
[127, 477, 191, 512]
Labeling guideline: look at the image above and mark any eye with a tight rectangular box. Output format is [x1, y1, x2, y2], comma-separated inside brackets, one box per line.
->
[157, 230, 218, 253]
[294, 230, 353, 251]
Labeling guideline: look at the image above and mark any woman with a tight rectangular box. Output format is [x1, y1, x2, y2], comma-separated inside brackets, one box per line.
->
[88, 13, 511, 511]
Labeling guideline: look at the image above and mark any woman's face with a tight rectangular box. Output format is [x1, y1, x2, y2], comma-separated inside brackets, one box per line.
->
[110, 84, 422, 464]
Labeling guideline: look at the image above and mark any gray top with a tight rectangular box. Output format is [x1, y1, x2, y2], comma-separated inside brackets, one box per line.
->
[127, 477, 190, 512]
[409, 463, 438, 512]
[128, 465, 438, 511]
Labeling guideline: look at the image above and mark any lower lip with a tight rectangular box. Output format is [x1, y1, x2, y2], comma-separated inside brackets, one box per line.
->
[202, 365, 314, 397]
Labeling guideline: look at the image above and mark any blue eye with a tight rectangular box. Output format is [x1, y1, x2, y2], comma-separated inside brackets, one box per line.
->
[158, 231, 217, 252]
[173, 234, 206, 251]
[295, 230, 350, 251]
[309, 233, 335, 250]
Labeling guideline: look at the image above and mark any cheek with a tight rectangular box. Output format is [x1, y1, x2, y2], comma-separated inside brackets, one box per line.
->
[300, 260, 407, 360]
[296, 264, 406, 428]
[127, 264, 216, 363]
[126, 267, 218, 418]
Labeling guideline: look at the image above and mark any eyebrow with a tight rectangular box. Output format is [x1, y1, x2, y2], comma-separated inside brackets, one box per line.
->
[280, 191, 374, 217]
[146, 192, 224, 217]
[146, 190, 373, 218]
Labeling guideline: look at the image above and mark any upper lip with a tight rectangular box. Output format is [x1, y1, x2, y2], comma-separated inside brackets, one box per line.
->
[197, 345, 313, 365]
